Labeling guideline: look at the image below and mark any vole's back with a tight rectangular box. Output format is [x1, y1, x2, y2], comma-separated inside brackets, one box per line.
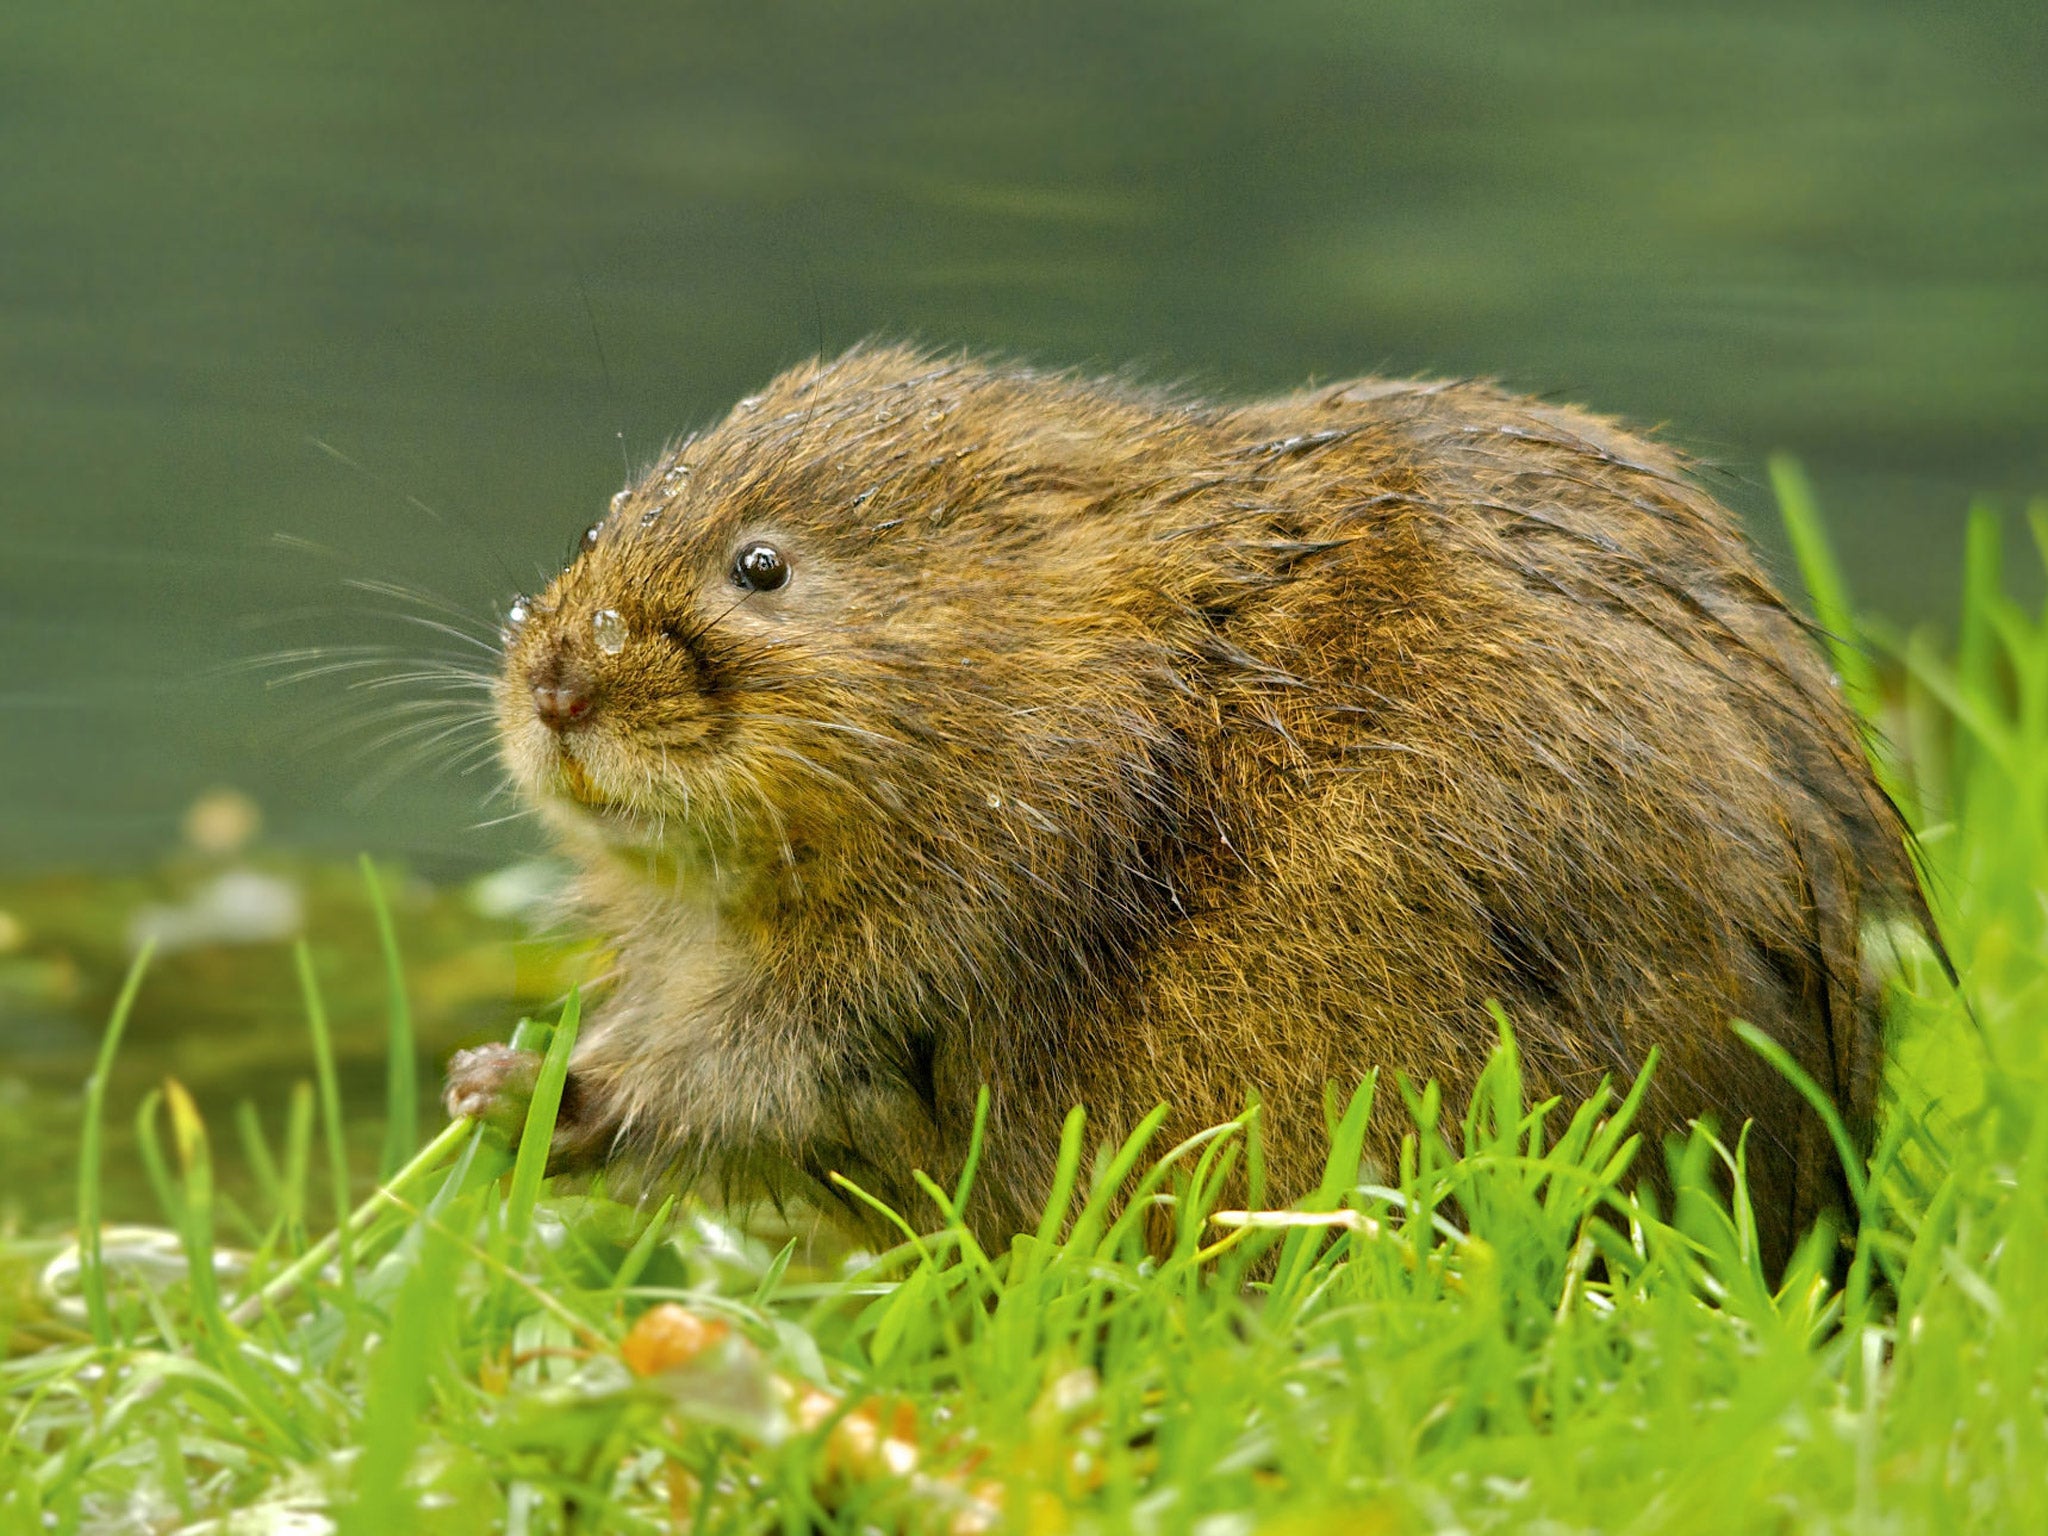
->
[1077, 376, 1913, 1267]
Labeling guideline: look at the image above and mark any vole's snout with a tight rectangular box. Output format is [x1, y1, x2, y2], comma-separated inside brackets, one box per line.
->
[530, 644, 597, 733]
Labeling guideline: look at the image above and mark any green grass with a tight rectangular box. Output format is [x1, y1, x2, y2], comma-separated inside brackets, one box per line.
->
[7, 480, 2048, 1533]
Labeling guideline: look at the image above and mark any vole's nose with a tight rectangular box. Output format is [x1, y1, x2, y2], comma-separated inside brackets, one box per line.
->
[531, 646, 597, 732]
[533, 683, 593, 731]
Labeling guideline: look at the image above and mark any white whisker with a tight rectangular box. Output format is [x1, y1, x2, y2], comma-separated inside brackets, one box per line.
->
[470, 804, 541, 831]
[344, 577, 504, 638]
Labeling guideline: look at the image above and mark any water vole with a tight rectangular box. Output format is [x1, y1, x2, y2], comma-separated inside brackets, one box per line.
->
[447, 343, 1924, 1268]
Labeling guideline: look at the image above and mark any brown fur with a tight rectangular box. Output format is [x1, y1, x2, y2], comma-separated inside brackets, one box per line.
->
[457, 344, 1924, 1271]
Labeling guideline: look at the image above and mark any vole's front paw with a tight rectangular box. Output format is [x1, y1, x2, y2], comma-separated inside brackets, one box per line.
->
[444, 1043, 541, 1134]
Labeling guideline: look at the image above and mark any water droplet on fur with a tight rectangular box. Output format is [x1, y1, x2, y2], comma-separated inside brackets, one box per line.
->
[501, 595, 533, 643]
[582, 522, 602, 550]
[610, 489, 630, 516]
[985, 790, 1004, 811]
[734, 394, 762, 415]
[592, 608, 627, 656]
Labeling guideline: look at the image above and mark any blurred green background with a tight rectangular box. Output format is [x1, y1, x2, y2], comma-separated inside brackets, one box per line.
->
[3, 0, 2043, 870]
[1, 2, 2044, 1225]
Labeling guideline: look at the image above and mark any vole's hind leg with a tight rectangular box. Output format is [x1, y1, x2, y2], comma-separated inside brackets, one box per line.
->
[442, 1043, 618, 1173]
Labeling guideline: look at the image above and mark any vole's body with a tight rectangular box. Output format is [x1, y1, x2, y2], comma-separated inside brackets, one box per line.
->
[456, 345, 1921, 1269]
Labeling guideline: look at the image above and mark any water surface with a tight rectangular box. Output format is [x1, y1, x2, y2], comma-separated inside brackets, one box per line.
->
[3, 1, 2044, 862]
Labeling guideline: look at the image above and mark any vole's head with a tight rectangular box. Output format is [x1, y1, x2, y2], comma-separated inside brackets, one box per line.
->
[497, 345, 1240, 898]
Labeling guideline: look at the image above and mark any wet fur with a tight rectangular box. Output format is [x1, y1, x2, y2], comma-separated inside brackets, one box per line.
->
[478, 344, 1924, 1271]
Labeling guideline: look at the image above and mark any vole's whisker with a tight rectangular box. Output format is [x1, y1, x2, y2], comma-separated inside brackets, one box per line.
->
[340, 716, 496, 764]
[371, 698, 496, 732]
[451, 743, 509, 778]
[215, 645, 404, 683]
[357, 702, 496, 733]
[269, 661, 404, 690]
[343, 668, 497, 695]
[227, 644, 495, 701]
[301, 693, 490, 743]
[367, 609, 508, 659]
[476, 775, 524, 810]
[306, 432, 527, 595]
[347, 716, 501, 796]
[470, 804, 541, 831]
[289, 699, 491, 748]
[343, 577, 503, 638]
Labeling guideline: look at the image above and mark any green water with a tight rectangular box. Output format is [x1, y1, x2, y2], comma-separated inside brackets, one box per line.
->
[4, 0, 2043, 869]
[0, 856, 587, 1228]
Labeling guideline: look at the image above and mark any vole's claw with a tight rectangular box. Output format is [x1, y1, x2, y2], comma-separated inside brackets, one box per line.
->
[444, 1042, 541, 1132]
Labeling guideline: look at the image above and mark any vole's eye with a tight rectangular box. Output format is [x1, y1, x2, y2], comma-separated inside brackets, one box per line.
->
[731, 541, 790, 593]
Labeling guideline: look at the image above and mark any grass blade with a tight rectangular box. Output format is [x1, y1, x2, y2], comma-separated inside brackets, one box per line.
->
[163, 1080, 222, 1327]
[361, 854, 419, 1180]
[1731, 1020, 1869, 1217]
[344, 1211, 461, 1536]
[77, 940, 155, 1347]
[502, 990, 581, 1257]
[228, 1114, 481, 1328]
[295, 938, 356, 1295]
[1772, 453, 1876, 708]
